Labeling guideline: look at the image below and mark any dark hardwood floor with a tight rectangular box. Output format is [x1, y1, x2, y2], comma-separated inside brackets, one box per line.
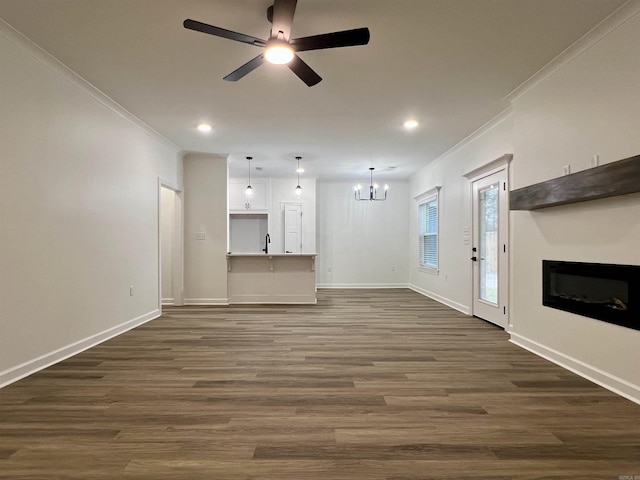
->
[1, 289, 639, 479]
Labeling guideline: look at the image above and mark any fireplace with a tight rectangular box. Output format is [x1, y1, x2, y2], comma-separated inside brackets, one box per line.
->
[543, 260, 639, 331]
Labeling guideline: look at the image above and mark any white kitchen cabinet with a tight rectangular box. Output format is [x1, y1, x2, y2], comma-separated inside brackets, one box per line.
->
[229, 179, 270, 212]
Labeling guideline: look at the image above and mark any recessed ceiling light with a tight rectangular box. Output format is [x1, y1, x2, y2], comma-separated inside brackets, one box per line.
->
[403, 119, 419, 130]
[197, 123, 212, 133]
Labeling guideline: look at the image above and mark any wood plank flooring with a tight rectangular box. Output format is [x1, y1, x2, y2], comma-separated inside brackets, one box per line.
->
[1, 289, 639, 479]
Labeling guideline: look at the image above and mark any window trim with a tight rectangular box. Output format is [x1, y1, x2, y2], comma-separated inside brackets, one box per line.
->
[415, 186, 441, 274]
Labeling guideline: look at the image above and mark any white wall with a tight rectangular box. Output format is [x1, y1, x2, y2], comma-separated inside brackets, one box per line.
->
[508, 7, 640, 401]
[229, 214, 268, 253]
[183, 153, 228, 305]
[406, 4, 640, 402]
[316, 181, 410, 287]
[0, 23, 182, 386]
[409, 114, 513, 313]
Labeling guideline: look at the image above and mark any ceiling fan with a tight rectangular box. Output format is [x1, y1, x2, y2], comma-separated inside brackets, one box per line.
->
[183, 0, 370, 87]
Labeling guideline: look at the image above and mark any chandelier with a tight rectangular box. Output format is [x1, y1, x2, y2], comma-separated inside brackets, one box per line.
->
[354, 168, 388, 201]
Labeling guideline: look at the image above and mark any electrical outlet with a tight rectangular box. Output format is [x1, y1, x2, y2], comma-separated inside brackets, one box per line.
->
[327, 265, 332, 273]
[129, 286, 134, 296]
[391, 265, 396, 271]
[195, 232, 206, 240]
[562, 165, 571, 176]
[592, 154, 600, 167]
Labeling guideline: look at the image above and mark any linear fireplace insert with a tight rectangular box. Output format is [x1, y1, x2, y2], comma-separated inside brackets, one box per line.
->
[543, 260, 639, 331]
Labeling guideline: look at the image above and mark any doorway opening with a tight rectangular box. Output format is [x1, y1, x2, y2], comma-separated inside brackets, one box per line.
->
[159, 180, 183, 309]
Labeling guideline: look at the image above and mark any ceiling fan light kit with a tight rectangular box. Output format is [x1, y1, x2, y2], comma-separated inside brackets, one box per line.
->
[183, 0, 370, 87]
[265, 41, 295, 64]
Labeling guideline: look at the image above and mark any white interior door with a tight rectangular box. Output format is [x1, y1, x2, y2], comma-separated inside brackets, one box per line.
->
[471, 169, 508, 328]
[284, 203, 303, 253]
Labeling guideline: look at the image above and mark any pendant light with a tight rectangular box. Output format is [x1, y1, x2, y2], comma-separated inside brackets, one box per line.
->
[295, 156, 303, 197]
[245, 156, 253, 198]
[354, 167, 389, 201]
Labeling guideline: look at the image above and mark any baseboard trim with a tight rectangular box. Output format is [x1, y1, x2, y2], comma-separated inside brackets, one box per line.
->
[510, 332, 640, 405]
[161, 297, 174, 305]
[316, 283, 410, 289]
[183, 298, 229, 306]
[229, 300, 318, 305]
[0, 309, 161, 388]
[408, 284, 471, 316]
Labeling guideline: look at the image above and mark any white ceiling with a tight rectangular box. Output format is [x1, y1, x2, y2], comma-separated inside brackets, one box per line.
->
[0, 0, 626, 181]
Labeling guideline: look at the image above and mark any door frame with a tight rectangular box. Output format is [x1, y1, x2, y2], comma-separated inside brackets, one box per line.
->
[464, 154, 512, 329]
[158, 178, 184, 310]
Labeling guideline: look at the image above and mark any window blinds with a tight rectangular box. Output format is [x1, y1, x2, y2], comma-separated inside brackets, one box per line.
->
[419, 198, 438, 268]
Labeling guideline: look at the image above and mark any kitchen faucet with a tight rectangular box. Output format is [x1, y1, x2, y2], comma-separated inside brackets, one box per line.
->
[263, 233, 271, 254]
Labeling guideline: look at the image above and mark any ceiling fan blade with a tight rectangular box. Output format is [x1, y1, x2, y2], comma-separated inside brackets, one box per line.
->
[223, 54, 266, 82]
[271, 0, 297, 41]
[291, 27, 370, 52]
[184, 19, 266, 47]
[288, 54, 322, 87]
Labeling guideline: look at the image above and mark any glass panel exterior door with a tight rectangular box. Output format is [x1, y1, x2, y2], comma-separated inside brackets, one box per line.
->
[471, 168, 508, 329]
[479, 183, 499, 305]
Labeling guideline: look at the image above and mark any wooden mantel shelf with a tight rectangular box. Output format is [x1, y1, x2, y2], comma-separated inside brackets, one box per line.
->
[510, 154, 640, 210]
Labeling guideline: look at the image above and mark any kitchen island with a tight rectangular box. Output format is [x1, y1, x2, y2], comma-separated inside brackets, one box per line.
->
[226, 253, 317, 304]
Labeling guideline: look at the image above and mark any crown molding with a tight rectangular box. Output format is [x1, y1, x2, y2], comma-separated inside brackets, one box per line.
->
[0, 18, 181, 153]
[433, 106, 513, 162]
[505, 0, 640, 103]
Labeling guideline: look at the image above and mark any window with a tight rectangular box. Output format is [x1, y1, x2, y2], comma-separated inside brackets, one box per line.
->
[416, 187, 440, 271]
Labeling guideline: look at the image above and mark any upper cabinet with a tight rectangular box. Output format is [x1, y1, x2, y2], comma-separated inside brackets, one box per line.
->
[229, 179, 271, 212]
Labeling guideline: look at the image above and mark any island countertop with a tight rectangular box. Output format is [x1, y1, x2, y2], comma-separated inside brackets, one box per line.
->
[227, 252, 317, 257]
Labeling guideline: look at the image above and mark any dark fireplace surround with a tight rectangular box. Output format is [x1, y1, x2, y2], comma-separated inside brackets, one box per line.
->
[543, 260, 639, 331]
